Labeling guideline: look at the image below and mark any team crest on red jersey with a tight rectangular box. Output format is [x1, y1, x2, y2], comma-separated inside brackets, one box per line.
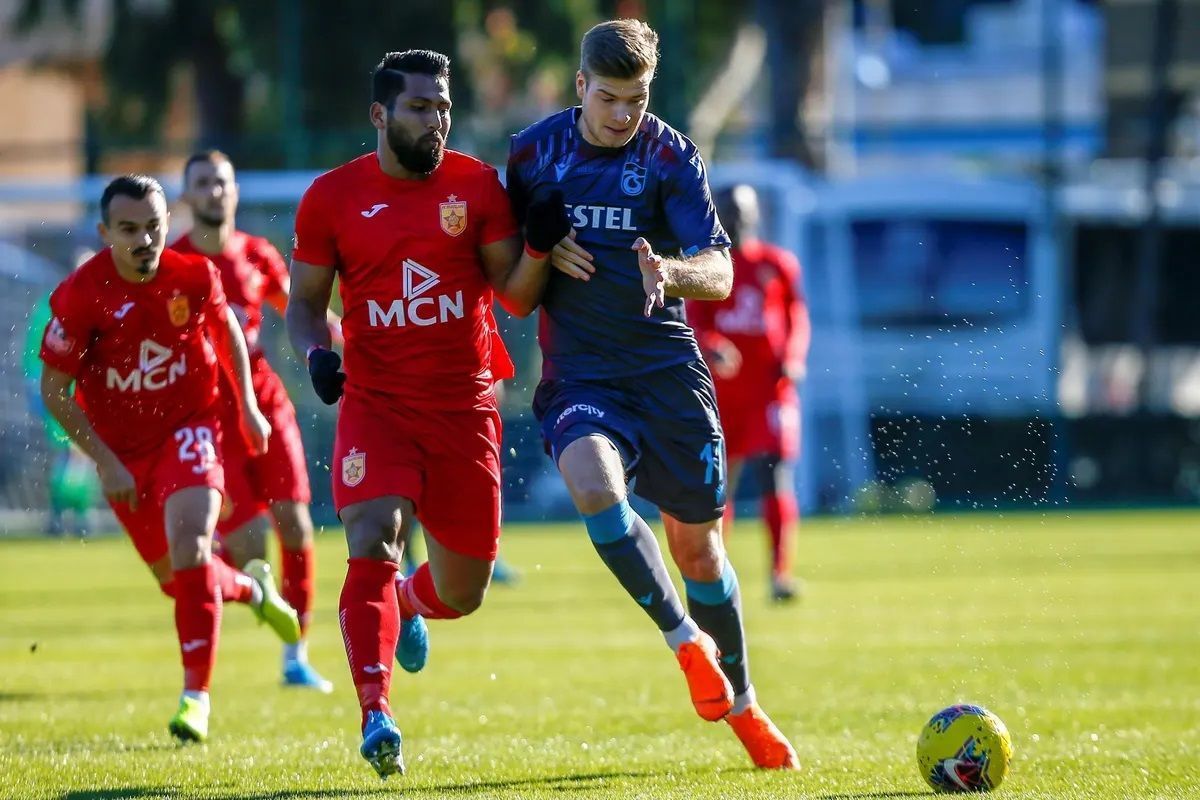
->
[342, 447, 366, 487]
[168, 293, 190, 327]
[439, 194, 467, 237]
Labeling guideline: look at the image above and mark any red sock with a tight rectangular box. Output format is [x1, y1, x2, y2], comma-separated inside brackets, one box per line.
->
[395, 562, 464, 621]
[173, 564, 221, 692]
[281, 545, 315, 636]
[339, 558, 401, 726]
[763, 490, 798, 579]
[211, 558, 255, 604]
[214, 539, 237, 568]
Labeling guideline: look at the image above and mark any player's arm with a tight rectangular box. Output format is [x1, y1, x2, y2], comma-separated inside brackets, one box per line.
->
[286, 260, 345, 404]
[208, 303, 271, 454]
[40, 365, 137, 508]
[481, 188, 574, 317]
[633, 239, 732, 316]
[776, 254, 809, 380]
[265, 284, 344, 346]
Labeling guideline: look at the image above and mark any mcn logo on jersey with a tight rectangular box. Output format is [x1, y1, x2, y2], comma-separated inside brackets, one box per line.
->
[567, 204, 636, 232]
[106, 339, 187, 392]
[367, 259, 464, 328]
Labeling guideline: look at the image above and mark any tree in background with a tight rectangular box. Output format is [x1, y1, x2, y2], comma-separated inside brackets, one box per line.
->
[14, 0, 827, 171]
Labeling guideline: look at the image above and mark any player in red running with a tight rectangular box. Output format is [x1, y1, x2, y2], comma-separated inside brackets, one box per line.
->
[174, 150, 335, 692]
[688, 185, 810, 602]
[286, 50, 557, 779]
[39, 175, 302, 743]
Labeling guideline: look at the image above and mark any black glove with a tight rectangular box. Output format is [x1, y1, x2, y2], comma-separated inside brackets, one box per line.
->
[307, 347, 345, 405]
[524, 188, 571, 254]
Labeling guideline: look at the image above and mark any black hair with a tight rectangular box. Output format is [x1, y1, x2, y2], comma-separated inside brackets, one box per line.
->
[183, 149, 232, 184]
[372, 49, 451, 108]
[100, 175, 165, 224]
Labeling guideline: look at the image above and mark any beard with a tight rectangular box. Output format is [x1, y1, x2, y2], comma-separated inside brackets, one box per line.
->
[386, 120, 444, 174]
[128, 247, 159, 277]
[193, 207, 226, 227]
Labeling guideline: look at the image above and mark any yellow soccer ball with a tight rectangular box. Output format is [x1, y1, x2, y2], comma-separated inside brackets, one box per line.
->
[916, 704, 1012, 792]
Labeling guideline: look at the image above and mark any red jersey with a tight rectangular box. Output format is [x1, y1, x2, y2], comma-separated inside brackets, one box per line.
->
[687, 239, 810, 398]
[293, 150, 517, 409]
[171, 230, 288, 356]
[39, 248, 229, 460]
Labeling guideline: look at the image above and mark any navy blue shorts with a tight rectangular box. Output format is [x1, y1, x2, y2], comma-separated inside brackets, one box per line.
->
[532, 359, 727, 523]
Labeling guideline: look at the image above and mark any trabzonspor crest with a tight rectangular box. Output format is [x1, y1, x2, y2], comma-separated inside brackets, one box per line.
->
[620, 160, 647, 196]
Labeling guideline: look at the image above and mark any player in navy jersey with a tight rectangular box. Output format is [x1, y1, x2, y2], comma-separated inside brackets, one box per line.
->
[506, 19, 798, 770]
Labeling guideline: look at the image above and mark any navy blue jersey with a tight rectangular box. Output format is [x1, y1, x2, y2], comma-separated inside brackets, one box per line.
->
[507, 108, 730, 380]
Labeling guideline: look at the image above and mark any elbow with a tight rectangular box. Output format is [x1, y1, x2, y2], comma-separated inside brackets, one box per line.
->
[504, 298, 537, 319]
[712, 263, 734, 300]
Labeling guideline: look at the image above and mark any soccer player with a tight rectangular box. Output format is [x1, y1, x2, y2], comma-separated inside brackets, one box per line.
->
[506, 20, 799, 769]
[687, 185, 810, 602]
[38, 175, 302, 743]
[286, 50, 555, 778]
[174, 150, 334, 691]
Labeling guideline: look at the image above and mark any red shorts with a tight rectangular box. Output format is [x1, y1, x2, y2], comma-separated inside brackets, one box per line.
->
[109, 413, 226, 565]
[718, 383, 801, 461]
[216, 373, 312, 536]
[332, 390, 502, 561]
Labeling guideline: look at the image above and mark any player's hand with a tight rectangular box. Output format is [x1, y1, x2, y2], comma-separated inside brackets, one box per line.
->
[307, 347, 346, 405]
[709, 338, 743, 380]
[525, 188, 573, 254]
[97, 454, 138, 510]
[551, 228, 595, 281]
[632, 237, 666, 316]
[241, 403, 271, 456]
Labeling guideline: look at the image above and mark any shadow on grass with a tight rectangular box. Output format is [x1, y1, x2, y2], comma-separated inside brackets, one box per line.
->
[818, 792, 931, 799]
[59, 790, 399, 800]
[426, 769, 686, 795]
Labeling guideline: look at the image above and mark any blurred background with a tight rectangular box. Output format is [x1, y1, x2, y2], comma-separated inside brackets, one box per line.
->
[2, 0, 1199, 531]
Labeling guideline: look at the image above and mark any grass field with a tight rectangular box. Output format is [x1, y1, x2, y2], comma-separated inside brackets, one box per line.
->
[2, 509, 1199, 799]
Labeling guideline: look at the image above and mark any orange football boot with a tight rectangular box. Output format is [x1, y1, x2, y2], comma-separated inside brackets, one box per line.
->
[674, 633, 734, 721]
[726, 703, 800, 769]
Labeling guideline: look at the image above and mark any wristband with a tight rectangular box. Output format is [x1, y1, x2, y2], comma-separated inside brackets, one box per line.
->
[524, 243, 550, 260]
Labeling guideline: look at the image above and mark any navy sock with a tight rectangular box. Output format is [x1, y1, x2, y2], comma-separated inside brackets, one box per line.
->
[584, 500, 686, 632]
[685, 560, 749, 694]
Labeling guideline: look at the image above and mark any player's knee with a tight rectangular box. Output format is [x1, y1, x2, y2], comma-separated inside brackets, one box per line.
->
[344, 507, 406, 560]
[572, 486, 624, 516]
[437, 580, 488, 616]
[271, 501, 313, 550]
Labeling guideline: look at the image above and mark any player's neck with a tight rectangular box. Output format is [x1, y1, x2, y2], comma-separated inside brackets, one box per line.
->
[187, 222, 233, 255]
[110, 254, 158, 285]
[375, 145, 433, 181]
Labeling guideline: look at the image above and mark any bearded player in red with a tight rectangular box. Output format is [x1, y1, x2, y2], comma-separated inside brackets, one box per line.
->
[173, 150, 335, 692]
[687, 185, 811, 602]
[39, 176, 302, 743]
[287, 50, 562, 778]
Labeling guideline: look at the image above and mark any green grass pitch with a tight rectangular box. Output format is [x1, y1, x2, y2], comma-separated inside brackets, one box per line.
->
[2, 509, 1198, 798]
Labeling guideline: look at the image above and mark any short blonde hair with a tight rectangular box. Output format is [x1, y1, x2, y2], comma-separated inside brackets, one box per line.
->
[580, 19, 659, 80]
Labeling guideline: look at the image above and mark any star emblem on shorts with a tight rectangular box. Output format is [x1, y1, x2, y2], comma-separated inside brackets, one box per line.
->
[342, 447, 366, 487]
[344, 450, 363, 482]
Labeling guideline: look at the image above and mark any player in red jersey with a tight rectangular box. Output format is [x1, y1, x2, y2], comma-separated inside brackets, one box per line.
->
[39, 176, 302, 743]
[174, 150, 334, 692]
[286, 50, 560, 779]
[687, 185, 811, 602]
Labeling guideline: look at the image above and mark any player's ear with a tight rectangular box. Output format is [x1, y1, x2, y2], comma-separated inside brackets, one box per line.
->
[575, 70, 586, 101]
[96, 221, 109, 244]
[369, 101, 387, 132]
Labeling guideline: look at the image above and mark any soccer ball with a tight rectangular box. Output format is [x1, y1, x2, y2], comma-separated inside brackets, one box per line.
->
[916, 704, 1012, 793]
